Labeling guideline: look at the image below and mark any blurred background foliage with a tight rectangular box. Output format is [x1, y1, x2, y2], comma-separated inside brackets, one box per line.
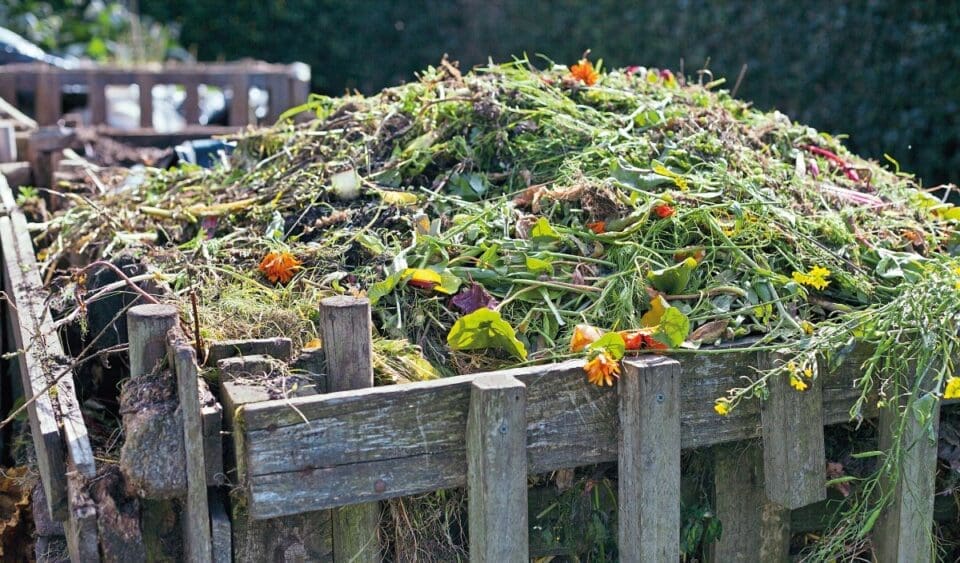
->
[2, 0, 958, 187]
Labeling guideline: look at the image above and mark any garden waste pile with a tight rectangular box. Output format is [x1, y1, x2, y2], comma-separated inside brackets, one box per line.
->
[36, 57, 960, 557]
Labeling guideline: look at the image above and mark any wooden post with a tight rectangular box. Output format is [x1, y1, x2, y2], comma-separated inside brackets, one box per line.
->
[87, 72, 106, 126]
[210, 490, 232, 563]
[184, 80, 201, 125]
[618, 356, 681, 562]
[35, 69, 60, 125]
[128, 304, 178, 377]
[761, 354, 826, 509]
[169, 333, 212, 563]
[467, 374, 528, 562]
[320, 296, 380, 562]
[711, 442, 790, 563]
[0, 121, 15, 162]
[874, 382, 940, 563]
[137, 73, 154, 128]
[229, 74, 250, 126]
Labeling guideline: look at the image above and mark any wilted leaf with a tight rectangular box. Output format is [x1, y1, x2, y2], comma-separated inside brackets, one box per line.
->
[451, 282, 498, 314]
[447, 308, 527, 360]
[647, 257, 697, 294]
[641, 295, 670, 327]
[689, 319, 729, 343]
[378, 189, 419, 206]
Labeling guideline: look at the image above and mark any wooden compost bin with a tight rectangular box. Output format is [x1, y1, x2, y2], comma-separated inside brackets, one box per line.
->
[0, 175, 957, 561]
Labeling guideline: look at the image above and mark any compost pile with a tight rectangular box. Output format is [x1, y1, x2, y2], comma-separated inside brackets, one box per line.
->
[36, 58, 960, 556]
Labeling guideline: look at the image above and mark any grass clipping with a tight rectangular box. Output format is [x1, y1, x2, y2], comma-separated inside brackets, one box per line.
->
[41, 57, 960, 558]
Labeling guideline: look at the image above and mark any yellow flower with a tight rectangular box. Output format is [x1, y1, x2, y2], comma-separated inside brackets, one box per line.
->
[786, 361, 798, 374]
[803, 367, 814, 379]
[584, 351, 620, 387]
[570, 324, 603, 353]
[714, 399, 730, 416]
[945, 376, 960, 399]
[792, 265, 831, 290]
[801, 320, 815, 335]
[258, 250, 302, 284]
[790, 373, 809, 392]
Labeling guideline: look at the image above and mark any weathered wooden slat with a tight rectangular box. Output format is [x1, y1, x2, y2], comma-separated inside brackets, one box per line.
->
[0, 161, 31, 187]
[234, 344, 872, 519]
[0, 122, 15, 162]
[137, 73, 154, 128]
[618, 356, 680, 562]
[87, 71, 106, 126]
[35, 70, 60, 125]
[200, 378, 224, 486]
[467, 374, 527, 562]
[761, 354, 826, 509]
[229, 74, 250, 126]
[64, 473, 100, 563]
[210, 489, 232, 563]
[206, 336, 293, 366]
[184, 80, 201, 125]
[710, 442, 789, 562]
[168, 333, 212, 563]
[874, 380, 940, 563]
[0, 212, 66, 519]
[321, 296, 380, 562]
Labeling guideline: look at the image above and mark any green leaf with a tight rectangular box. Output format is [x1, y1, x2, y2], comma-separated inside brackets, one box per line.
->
[368, 271, 402, 304]
[525, 255, 554, 275]
[588, 332, 626, 360]
[447, 308, 527, 360]
[437, 270, 462, 295]
[653, 307, 691, 347]
[530, 217, 560, 242]
[647, 257, 697, 294]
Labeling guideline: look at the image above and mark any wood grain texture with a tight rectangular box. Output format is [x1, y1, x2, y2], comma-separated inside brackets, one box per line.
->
[710, 442, 789, 563]
[209, 490, 232, 563]
[169, 333, 212, 563]
[235, 343, 872, 519]
[618, 356, 680, 562]
[64, 473, 100, 563]
[875, 385, 940, 563]
[761, 354, 826, 509]
[205, 337, 293, 366]
[467, 374, 527, 562]
[320, 296, 380, 563]
[127, 304, 178, 378]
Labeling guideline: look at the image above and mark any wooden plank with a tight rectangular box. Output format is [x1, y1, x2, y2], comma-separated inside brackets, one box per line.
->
[168, 333, 212, 563]
[265, 74, 290, 123]
[183, 80, 201, 125]
[874, 379, 940, 563]
[210, 489, 232, 563]
[467, 373, 527, 562]
[206, 336, 293, 365]
[710, 442, 789, 562]
[0, 82, 17, 116]
[0, 161, 32, 187]
[618, 356, 680, 562]
[64, 473, 100, 563]
[229, 74, 250, 126]
[137, 73, 154, 128]
[320, 296, 380, 562]
[234, 343, 872, 519]
[0, 211, 66, 519]
[0, 122, 16, 162]
[35, 70, 60, 125]
[87, 72, 106, 126]
[200, 378, 224, 486]
[761, 353, 826, 509]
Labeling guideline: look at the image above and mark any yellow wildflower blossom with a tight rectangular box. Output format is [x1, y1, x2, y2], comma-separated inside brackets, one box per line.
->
[790, 373, 809, 391]
[714, 399, 730, 416]
[792, 265, 831, 290]
[801, 320, 815, 335]
[945, 376, 960, 400]
[803, 367, 814, 379]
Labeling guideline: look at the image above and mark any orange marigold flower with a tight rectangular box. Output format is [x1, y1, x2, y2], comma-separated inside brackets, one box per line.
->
[570, 324, 603, 352]
[620, 329, 668, 351]
[587, 221, 606, 234]
[653, 204, 675, 219]
[569, 59, 599, 86]
[584, 351, 620, 387]
[259, 250, 302, 284]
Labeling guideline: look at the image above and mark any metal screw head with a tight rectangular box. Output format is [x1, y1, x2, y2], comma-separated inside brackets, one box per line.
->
[656, 393, 665, 404]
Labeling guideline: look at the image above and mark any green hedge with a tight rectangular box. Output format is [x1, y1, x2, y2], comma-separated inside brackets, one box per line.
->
[124, 1, 960, 186]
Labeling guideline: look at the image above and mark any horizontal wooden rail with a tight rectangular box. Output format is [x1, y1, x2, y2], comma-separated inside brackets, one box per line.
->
[230, 343, 872, 520]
